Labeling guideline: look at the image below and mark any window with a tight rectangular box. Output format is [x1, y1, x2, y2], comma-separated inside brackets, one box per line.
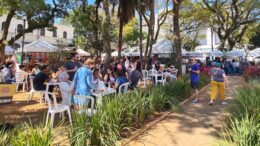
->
[63, 31, 67, 39]
[40, 28, 45, 36]
[1, 22, 5, 31]
[17, 24, 23, 33]
[53, 29, 57, 37]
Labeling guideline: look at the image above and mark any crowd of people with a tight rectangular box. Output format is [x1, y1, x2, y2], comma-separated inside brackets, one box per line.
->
[0, 53, 179, 108]
[3, 52, 250, 108]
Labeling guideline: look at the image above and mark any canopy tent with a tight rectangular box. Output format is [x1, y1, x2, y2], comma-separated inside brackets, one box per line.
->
[18, 40, 58, 53]
[195, 45, 220, 53]
[76, 49, 90, 56]
[152, 39, 172, 54]
[5, 46, 14, 55]
[188, 51, 204, 57]
[111, 50, 129, 57]
[226, 49, 246, 57]
[210, 50, 223, 56]
[249, 48, 260, 57]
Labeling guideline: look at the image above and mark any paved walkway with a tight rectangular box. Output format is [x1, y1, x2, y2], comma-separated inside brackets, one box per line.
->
[128, 76, 244, 146]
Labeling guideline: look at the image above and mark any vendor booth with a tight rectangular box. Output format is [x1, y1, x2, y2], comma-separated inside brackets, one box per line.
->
[18, 40, 58, 64]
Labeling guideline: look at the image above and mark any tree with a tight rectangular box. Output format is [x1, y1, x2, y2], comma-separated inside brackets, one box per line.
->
[102, 0, 112, 69]
[249, 24, 260, 48]
[69, 2, 103, 55]
[200, 0, 260, 51]
[172, 0, 183, 76]
[117, 0, 135, 57]
[0, 0, 70, 60]
[142, 0, 170, 68]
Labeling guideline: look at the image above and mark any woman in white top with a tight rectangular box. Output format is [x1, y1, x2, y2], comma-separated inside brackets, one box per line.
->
[59, 71, 73, 107]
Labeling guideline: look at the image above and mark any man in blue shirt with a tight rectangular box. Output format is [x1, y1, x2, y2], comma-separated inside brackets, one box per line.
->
[189, 58, 200, 104]
[73, 58, 97, 107]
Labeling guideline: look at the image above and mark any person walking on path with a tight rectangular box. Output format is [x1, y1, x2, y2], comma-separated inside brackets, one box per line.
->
[189, 58, 200, 104]
[209, 62, 228, 106]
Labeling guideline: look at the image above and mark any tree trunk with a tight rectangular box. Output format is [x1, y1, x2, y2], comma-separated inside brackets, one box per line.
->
[139, 11, 143, 69]
[173, 0, 182, 76]
[144, 30, 151, 69]
[148, 0, 155, 61]
[94, 4, 100, 56]
[103, 0, 112, 69]
[228, 38, 236, 51]
[0, 10, 15, 61]
[118, 16, 123, 58]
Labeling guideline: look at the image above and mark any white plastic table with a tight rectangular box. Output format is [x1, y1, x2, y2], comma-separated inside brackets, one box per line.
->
[92, 87, 116, 105]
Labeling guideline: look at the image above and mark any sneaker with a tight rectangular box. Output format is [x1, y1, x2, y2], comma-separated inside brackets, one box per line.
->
[209, 102, 213, 106]
[192, 99, 199, 104]
[221, 101, 227, 105]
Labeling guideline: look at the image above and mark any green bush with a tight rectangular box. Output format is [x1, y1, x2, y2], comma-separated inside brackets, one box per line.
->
[70, 74, 210, 145]
[222, 81, 260, 146]
[9, 123, 53, 146]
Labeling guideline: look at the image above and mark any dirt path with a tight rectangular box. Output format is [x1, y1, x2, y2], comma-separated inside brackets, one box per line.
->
[128, 76, 244, 146]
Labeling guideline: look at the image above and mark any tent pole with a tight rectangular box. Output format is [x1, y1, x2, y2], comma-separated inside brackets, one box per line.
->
[21, 19, 26, 65]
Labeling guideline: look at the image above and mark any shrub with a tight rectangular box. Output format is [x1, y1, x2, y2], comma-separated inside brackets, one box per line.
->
[222, 81, 260, 146]
[70, 74, 210, 145]
[243, 66, 260, 82]
[9, 123, 54, 146]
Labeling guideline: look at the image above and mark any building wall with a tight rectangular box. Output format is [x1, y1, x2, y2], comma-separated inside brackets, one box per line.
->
[0, 16, 74, 46]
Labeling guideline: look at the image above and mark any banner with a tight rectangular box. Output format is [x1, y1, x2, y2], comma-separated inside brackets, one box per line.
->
[16, 53, 21, 64]
[0, 84, 16, 103]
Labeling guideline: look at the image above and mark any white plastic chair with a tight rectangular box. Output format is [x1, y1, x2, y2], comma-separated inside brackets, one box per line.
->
[148, 69, 157, 76]
[157, 74, 167, 86]
[0, 73, 5, 82]
[27, 76, 45, 103]
[14, 72, 28, 92]
[142, 70, 149, 88]
[118, 82, 130, 94]
[45, 92, 72, 128]
[74, 95, 96, 116]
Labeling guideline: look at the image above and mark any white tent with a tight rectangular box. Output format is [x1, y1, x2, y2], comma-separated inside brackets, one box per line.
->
[152, 39, 172, 54]
[226, 50, 246, 57]
[188, 52, 204, 57]
[111, 50, 129, 57]
[76, 49, 90, 56]
[18, 40, 58, 53]
[249, 48, 260, 57]
[210, 50, 223, 56]
[5, 46, 14, 55]
[195, 45, 220, 53]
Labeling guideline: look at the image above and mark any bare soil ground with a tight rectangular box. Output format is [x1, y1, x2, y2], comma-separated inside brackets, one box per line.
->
[127, 76, 244, 146]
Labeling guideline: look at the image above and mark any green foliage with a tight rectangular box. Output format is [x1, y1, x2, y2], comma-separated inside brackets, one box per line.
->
[221, 81, 260, 146]
[70, 75, 210, 145]
[69, 5, 103, 53]
[249, 24, 260, 48]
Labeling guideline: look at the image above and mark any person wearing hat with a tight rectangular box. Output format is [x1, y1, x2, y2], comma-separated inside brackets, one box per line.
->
[72, 58, 98, 107]
[209, 62, 228, 106]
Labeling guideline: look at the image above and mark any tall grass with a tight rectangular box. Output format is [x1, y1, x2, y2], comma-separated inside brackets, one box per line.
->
[70, 75, 210, 145]
[221, 80, 260, 146]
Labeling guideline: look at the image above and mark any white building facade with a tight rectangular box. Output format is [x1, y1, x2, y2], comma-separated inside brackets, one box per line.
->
[0, 16, 74, 47]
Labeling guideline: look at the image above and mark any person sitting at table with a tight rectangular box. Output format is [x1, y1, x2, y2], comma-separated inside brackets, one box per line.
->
[33, 65, 54, 93]
[58, 65, 69, 82]
[114, 70, 129, 93]
[129, 60, 142, 89]
[1, 62, 14, 83]
[59, 72, 73, 107]
[72, 58, 98, 108]
[31, 64, 40, 76]
[166, 65, 178, 80]
[103, 67, 116, 88]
